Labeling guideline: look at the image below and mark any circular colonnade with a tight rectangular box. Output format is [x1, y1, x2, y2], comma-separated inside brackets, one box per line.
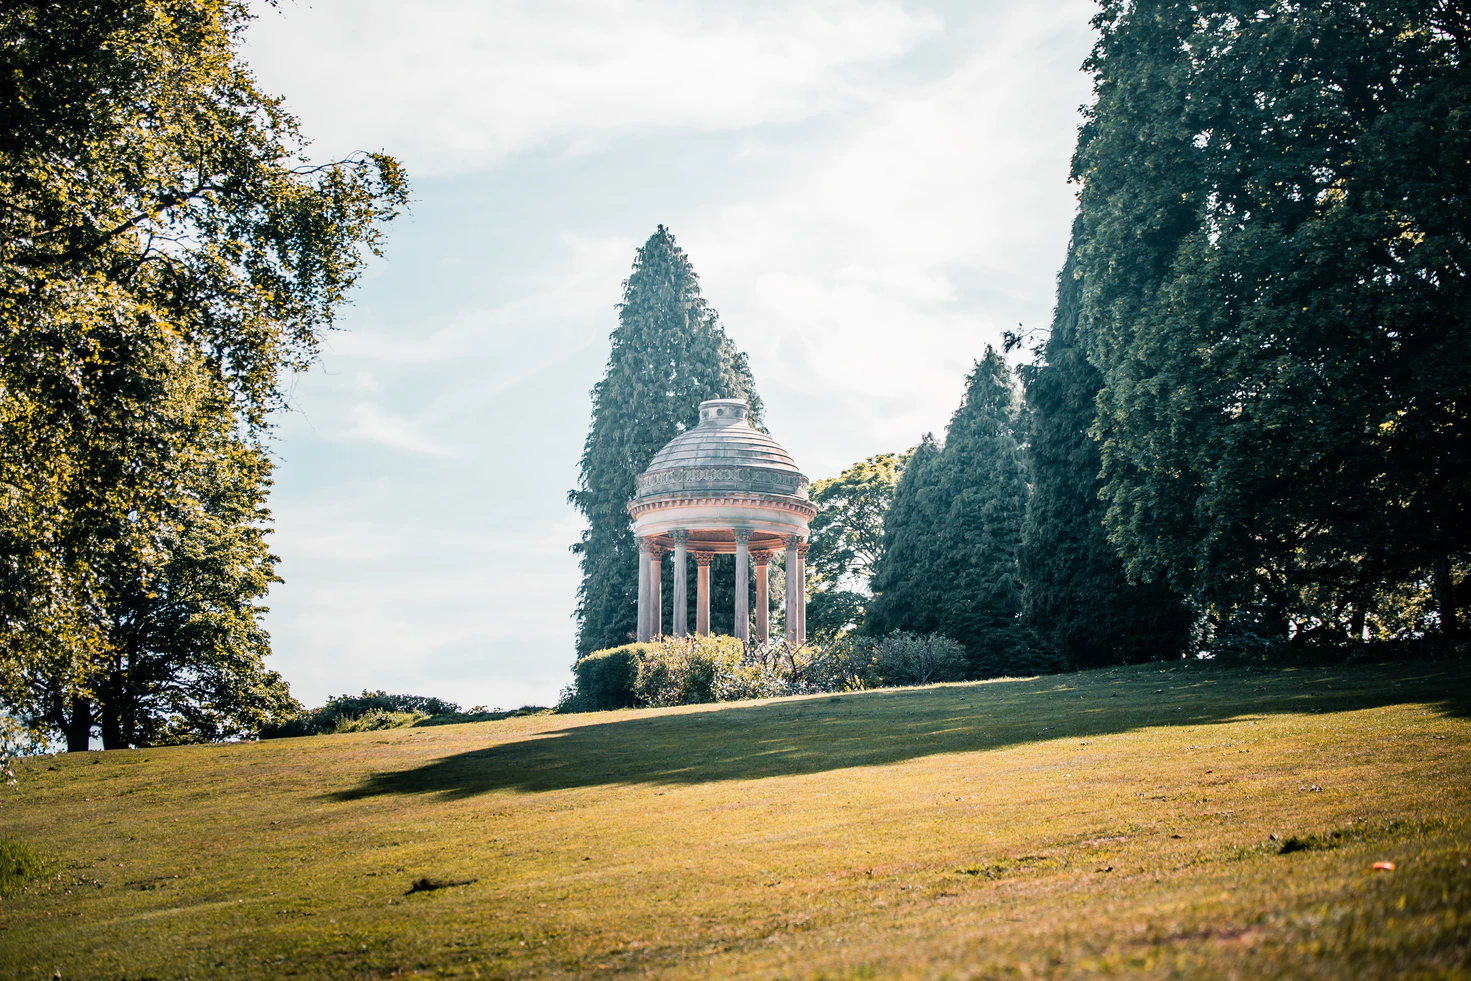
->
[628, 399, 814, 645]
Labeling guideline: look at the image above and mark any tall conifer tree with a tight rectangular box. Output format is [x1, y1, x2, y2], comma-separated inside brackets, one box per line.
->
[868, 437, 944, 638]
[869, 349, 1037, 676]
[1019, 224, 1192, 668]
[930, 349, 1034, 675]
[569, 227, 762, 656]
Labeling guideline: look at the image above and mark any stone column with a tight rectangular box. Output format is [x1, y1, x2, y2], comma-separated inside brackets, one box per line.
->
[796, 539, 809, 646]
[784, 535, 800, 644]
[636, 538, 652, 642]
[649, 544, 666, 639]
[671, 531, 688, 638]
[751, 550, 773, 645]
[694, 552, 713, 636]
[733, 529, 751, 643]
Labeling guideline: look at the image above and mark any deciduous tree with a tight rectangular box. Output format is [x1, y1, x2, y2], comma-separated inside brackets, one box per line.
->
[0, 0, 407, 748]
[804, 452, 906, 639]
[1074, 0, 1470, 640]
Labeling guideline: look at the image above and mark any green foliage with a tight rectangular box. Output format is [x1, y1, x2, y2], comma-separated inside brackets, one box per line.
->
[0, 0, 407, 749]
[867, 436, 945, 637]
[563, 633, 965, 711]
[803, 589, 869, 643]
[631, 635, 749, 707]
[1017, 223, 1193, 669]
[329, 710, 427, 734]
[805, 452, 907, 640]
[870, 350, 1041, 677]
[0, 839, 55, 897]
[807, 452, 906, 587]
[568, 644, 650, 711]
[262, 691, 460, 739]
[1073, 0, 1471, 639]
[867, 631, 967, 686]
[568, 226, 762, 655]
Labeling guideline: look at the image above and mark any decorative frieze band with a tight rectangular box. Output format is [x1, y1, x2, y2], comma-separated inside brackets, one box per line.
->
[635, 466, 809, 499]
[627, 494, 818, 521]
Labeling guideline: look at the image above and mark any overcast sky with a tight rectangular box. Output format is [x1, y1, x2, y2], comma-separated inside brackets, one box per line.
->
[242, 0, 1098, 710]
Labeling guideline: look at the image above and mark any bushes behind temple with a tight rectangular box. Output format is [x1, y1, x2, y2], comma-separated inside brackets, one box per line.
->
[562, 631, 975, 711]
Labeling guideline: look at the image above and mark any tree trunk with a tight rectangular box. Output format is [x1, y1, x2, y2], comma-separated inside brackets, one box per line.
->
[1434, 554, 1458, 637]
[100, 695, 124, 750]
[64, 696, 94, 753]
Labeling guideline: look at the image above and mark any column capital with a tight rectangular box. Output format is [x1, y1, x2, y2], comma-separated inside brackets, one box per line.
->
[670, 529, 688, 545]
[638, 537, 654, 554]
[750, 549, 773, 565]
[693, 551, 715, 567]
[783, 534, 803, 549]
[649, 544, 668, 560]
[796, 541, 809, 558]
[733, 528, 752, 545]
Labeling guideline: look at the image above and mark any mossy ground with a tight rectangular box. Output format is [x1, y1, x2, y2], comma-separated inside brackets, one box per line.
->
[2, 660, 1468, 979]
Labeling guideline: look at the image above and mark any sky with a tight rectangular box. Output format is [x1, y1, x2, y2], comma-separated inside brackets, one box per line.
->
[241, 0, 1098, 711]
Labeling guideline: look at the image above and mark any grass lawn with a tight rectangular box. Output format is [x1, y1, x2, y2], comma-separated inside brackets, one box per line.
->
[2, 660, 1469, 979]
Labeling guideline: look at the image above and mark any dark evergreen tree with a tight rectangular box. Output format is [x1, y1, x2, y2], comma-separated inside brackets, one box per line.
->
[929, 349, 1036, 676]
[868, 436, 944, 638]
[1018, 223, 1193, 668]
[569, 226, 762, 655]
[1074, 0, 1471, 639]
[869, 350, 1039, 676]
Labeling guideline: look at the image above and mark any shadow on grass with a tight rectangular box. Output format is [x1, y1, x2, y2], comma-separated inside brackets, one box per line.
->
[331, 661, 1471, 802]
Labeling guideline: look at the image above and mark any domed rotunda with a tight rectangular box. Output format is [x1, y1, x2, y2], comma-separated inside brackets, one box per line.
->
[628, 399, 814, 645]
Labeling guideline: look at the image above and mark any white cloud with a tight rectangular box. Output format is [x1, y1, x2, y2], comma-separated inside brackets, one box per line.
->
[246, 0, 940, 175]
[340, 402, 461, 457]
[683, 2, 1095, 473]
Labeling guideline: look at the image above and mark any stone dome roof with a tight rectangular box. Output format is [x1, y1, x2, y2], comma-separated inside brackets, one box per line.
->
[633, 399, 808, 503]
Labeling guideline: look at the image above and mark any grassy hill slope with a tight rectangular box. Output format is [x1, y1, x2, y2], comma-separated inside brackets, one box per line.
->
[2, 660, 1469, 980]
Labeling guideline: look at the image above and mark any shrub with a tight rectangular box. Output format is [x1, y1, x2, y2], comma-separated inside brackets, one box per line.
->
[559, 632, 976, 712]
[330, 709, 427, 733]
[632, 635, 747, 707]
[869, 631, 967, 686]
[805, 636, 879, 691]
[569, 644, 650, 711]
[261, 691, 461, 738]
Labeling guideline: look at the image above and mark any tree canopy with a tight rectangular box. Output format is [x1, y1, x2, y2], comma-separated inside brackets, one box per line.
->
[1073, 0, 1470, 642]
[804, 452, 906, 640]
[0, 0, 407, 749]
[1017, 223, 1193, 668]
[569, 226, 762, 655]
